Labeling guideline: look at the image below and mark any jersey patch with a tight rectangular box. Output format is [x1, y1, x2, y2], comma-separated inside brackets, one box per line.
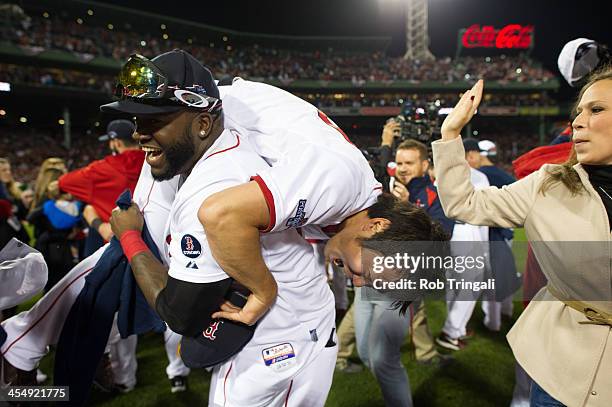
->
[181, 234, 202, 258]
[262, 343, 297, 372]
[286, 199, 308, 228]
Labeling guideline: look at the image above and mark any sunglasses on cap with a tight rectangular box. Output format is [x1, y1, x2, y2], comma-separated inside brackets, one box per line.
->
[114, 54, 221, 111]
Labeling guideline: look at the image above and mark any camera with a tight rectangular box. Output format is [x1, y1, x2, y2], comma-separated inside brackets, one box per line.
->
[392, 101, 442, 145]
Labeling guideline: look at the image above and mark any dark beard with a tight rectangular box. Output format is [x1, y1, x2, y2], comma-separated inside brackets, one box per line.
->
[152, 127, 196, 181]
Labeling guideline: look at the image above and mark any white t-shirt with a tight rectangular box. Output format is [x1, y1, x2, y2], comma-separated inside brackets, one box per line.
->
[220, 79, 382, 233]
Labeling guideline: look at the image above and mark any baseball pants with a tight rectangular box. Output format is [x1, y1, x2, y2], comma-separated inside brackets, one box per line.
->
[209, 337, 337, 407]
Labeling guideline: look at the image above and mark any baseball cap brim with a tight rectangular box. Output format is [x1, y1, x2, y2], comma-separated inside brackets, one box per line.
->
[180, 320, 255, 368]
[100, 99, 184, 116]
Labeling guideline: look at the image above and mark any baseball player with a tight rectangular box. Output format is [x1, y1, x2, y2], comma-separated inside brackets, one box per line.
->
[106, 51, 442, 406]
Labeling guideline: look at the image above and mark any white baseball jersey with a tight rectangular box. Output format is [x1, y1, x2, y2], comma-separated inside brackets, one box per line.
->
[164, 129, 336, 406]
[220, 79, 382, 233]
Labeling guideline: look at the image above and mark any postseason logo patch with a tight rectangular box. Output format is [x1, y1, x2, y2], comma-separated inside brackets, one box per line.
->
[286, 199, 308, 228]
[262, 343, 296, 372]
[181, 234, 202, 258]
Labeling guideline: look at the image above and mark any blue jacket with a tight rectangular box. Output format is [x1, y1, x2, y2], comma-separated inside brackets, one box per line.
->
[54, 190, 165, 406]
[477, 166, 522, 299]
[407, 175, 455, 236]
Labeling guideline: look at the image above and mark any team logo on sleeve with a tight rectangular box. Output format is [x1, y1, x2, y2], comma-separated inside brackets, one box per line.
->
[286, 199, 309, 228]
[181, 234, 202, 258]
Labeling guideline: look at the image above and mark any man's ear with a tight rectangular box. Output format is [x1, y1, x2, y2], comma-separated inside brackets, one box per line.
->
[196, 112, 213, 139]
[421, 159, 430, 174]
[362, 217, 391, 237]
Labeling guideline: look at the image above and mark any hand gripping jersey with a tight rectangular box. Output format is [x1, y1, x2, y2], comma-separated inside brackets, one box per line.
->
[219, 79, 382, 233]
[164, 130, 336, 406]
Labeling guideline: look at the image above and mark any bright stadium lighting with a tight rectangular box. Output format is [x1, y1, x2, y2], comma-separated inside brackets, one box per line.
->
[43, 12, 49, 18]
[58, 119, 65, 125]
[473, 130, 479, 135]
[464, 73, 471, 80]
[516, 68, 522, 74]
[161, 24, 166, 30]
[19, 117, 27, 123]
[0, 109, 6, 116]
[163, 33, 169, 40]
[140, 40, 146, 46]
[76, 18, 83, 24]
[94, 121, 100, 127]
[0, 82, 10, 92]
[107, 23, 114, 30]
[222, 36, 228, 42]
[485, 56, 491, 62]
[87, 9, 94, 16]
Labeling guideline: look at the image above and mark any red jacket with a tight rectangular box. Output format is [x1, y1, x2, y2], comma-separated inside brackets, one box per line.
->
[512, 142, 573, 180]
[59, 150, 145, 222]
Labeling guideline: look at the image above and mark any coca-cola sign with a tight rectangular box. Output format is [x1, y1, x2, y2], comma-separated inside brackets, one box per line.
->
[461, 24, 534, 49]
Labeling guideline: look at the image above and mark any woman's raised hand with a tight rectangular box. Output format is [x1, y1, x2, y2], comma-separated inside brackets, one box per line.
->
[441, 79, 484, 141]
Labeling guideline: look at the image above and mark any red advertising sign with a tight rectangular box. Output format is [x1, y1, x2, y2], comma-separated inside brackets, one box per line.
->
[462, 24, 534, 49]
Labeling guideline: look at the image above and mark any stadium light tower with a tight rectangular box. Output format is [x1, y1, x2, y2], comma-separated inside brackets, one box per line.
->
[404, 0, 435, 60]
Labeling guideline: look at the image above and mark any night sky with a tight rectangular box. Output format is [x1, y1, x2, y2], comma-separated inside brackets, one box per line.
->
[96, 0, 610, 77]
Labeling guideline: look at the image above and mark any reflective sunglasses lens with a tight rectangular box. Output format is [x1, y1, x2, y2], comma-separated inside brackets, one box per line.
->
[116, 57, 165, 98]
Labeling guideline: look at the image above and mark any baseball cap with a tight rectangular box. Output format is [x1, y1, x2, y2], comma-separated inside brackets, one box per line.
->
[101, 49, 221, 116]
[557, 38, 600, 87]
[463, 138, 482, 153]
[478, 140, 497, 157]
[98, 119, 136, 141]
[179, 287, 255, 368]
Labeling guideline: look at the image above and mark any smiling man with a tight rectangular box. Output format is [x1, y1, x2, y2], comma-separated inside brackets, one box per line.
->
[104, 50, 342, 406]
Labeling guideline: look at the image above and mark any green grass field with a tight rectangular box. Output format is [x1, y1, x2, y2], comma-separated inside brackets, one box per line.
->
[26, 230, 530, 406]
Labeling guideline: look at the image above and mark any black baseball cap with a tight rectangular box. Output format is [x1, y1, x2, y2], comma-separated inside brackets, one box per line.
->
[98, 119, 136, 141]
[100, 49, 220, 116]
[179, 287, 256, 368]
[463, 138, 482, 153]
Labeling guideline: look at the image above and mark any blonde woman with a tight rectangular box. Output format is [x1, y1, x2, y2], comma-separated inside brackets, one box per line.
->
[28, 158, 80, 290]
[30, 157, 67, 212]
[432, 72, 612, 406]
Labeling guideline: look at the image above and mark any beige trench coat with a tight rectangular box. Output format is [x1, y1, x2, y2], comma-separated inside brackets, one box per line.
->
[432, 137, 612, 407]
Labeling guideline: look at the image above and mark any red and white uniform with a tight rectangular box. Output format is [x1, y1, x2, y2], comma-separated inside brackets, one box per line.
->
[220, 79, 382, 233]
[163, 129, 335, 406]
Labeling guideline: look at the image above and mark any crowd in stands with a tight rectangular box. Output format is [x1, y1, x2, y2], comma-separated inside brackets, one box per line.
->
[300, 91, 556, 109]
[1, 63, 115, 93]
[1, 122, 543, 187]
[4, 11, 557, 84]
[0, 129, 107, 185]
[2, 61, 557, 109]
